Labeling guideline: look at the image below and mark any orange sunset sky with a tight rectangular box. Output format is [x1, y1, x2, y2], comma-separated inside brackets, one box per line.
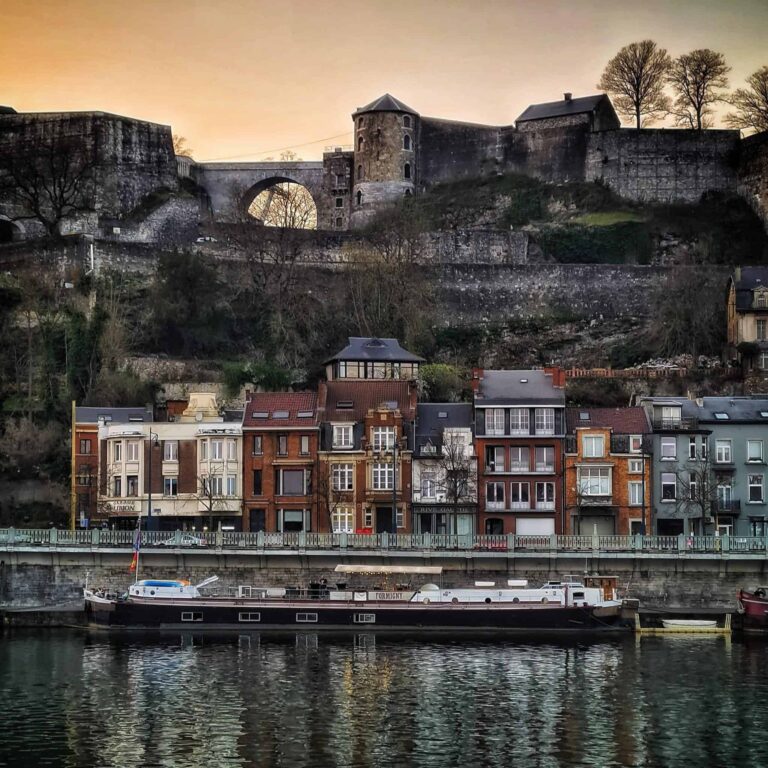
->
[2, 0, 766, 160]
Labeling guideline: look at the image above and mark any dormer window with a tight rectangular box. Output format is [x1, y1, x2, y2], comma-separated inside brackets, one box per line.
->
[756, 291, 767, 308]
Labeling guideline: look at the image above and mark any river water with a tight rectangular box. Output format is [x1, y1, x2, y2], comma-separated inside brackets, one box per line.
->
[0, 630, 766, 768]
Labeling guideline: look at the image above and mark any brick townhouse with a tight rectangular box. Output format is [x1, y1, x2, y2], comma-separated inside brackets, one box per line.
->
[241, 391, 319, 533]
[564, 407, 652, 535]
[473, 368, 566, 536]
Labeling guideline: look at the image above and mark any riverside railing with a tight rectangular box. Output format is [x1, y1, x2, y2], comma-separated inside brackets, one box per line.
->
[1, 528, 767, 555]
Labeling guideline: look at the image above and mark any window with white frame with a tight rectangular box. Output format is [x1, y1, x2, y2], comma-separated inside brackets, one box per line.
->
[758, 319, 767, 341]
[629, 435, 642, 453]
[333, 425, 353, 449]
[126, 440, 140, 462]
[372, 462, 393, 490]
[300, 435, 310, 455]
[252, 435, 263, 455]
[364, 509, 373, 528]
[164, 441, 178, 461]
[509, 408, 529, 435]
[661, 406, 681, 425]
[226, 475, 237, 496]
[113, 476, 122, 496]
[510, 482, 529, 509]
[420, 471, 436, 498]
[578, 467, 610, 496]
[112, 441, 122, 463]
[126, 475, 139, 496]
[486, 482, 505, 507]
[701, 439, 708, 460]
[660, 437, 677, 460]
[200, 440, 208, 460]
[661, 472, 677, 501]
[628, 481, 643, 506]
[203, 475, 224, 496]
[332, 506, 355, 533]
[396, 507, 404, 528]
[535, 482, 555, 510]
[749, 474, 764, 503]
[687, 471, 697, 501]
[163, 477, 178, 496]
[486, 446, 505, 472]
[761, 352, 768, 371]
[748, 440, 764, 463]
[211, 440, 223, 460]
[689, 437, 697, 460]
[372, 427, 395, 451]
[534, 408, 555, 435]
[582, 435, 605, 458]
[332, 463, 354, 491]
[535, 446, 554, 472]
[227, 439, 237, 461]
[509, 446, 529, 472]
[715, 439, 732, 464]
[629, 459, 643, 473]
[485, 409, 505, 436]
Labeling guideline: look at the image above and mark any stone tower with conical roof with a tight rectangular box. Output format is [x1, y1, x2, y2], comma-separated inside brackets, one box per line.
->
[349, 94, 418, 227]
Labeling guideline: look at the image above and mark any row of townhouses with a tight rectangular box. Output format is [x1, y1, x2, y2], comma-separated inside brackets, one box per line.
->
[72, 337, 768, 538]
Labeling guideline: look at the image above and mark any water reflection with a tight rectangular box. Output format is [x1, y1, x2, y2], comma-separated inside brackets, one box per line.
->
[0, 631, 767, 768]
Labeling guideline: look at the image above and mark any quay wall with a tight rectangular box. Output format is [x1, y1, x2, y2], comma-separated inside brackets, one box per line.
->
[1, 549, 766, 612]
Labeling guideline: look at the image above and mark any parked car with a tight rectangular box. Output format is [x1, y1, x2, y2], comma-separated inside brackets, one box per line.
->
[161, 533, 207, 547]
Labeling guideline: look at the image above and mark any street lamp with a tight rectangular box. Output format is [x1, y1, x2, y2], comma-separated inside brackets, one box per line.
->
[146, 431, 159, 532]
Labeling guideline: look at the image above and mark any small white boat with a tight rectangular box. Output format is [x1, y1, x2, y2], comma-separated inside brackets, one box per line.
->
[661, 619, 717, 629]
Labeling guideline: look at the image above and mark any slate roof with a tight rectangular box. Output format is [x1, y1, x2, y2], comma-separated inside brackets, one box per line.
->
[242, 392, 318, 428]
[566, 407, 650, 434]
[321, 380, 416, 422]
[641, 396, 768, 424]
[324, 337, 424, 365]
[353, 94, 418, 117]
[516, 94, 612, 123]
[475, 370, 565, 406]
[415, 403, 473, 456]
[76, 406, 154, 424]
[731, 267, 768, 311]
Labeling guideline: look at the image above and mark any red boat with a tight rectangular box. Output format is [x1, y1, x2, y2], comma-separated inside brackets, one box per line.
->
[738, 587, 768, 631]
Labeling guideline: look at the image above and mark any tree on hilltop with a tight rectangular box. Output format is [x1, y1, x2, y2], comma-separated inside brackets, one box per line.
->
[725, 66, 768, 134]
[598, 40, 672, 128]
[667, 49, 730, 129]
[172, 134, 194, 157]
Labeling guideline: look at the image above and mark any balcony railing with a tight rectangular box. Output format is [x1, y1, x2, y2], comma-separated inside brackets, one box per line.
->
[2, 528, 768, 555]
[652, 417, 699, 431]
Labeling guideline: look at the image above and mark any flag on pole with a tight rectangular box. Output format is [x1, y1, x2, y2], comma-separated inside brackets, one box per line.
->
[129, 522, 141, 573]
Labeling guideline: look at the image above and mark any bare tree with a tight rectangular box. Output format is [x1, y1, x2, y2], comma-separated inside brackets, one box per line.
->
[172, 134, 193, 158]
[433, 432, 477, 528]
[598, 40, 672, 128]
[195, 470, 229, 530]
[725, 66, 768, 134]
[673, 447, 731, 533]
[316, 459, 353, 532]
[0, 133, 94, 237]
[667, 49, 730, 129]
[248, 182, 317, 229]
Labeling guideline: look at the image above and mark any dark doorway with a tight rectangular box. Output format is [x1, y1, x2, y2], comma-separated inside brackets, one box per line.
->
[376, 507, 394, 534]
[485, 518, 504, 535]
[657, 519, 684, 536]
[0, 219, 17, 244]
[249, 509, 266, 532]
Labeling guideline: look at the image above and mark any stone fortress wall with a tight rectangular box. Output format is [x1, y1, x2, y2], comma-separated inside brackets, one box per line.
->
[0, 92, 766, 242]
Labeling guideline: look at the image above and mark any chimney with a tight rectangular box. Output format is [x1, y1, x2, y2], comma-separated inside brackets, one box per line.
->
[544, 366, 566, 389]
[470, 368, 483, 394]
[564, 92, 572, 102]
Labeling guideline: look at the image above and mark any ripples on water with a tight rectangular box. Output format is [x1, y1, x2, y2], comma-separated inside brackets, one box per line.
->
[0, 631, 767, 768]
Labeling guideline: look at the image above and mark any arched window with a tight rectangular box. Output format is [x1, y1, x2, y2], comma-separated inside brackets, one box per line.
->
[403, 115, 411, 128]
[403, 134, 411, 151]
[404, 163, 411, 180]
[357, 164, 363, 180]
[358, 136, 364, 151]
[404, 189, 412, 197]
[356, 190, 363, 206]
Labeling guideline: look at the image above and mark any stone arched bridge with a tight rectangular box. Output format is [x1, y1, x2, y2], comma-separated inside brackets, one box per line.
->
[189, 161, 326, 221]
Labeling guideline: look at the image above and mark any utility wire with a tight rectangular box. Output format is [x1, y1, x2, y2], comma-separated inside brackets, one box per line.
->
[199, 131, 354, 162]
